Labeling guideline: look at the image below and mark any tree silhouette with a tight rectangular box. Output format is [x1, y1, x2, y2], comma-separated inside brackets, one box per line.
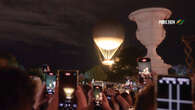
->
[107, 46, 145, 82]
[0, 53, 19, 68]
[86, 65, 108, 81]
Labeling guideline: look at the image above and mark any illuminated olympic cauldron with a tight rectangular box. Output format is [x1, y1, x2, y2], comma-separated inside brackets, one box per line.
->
[93, 21, 125, 65]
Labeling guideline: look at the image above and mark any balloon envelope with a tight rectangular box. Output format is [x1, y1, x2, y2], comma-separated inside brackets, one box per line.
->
[93, 21, 124, 60]
[94, 37, 123, 60]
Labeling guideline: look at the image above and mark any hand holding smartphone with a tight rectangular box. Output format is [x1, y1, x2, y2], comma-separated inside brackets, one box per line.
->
[58, 70, 79, 110]
[42, 64, 57, 95]
[93, 81, 104, 106]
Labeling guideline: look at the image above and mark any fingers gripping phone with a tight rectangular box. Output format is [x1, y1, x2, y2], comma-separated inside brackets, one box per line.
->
[58, 70, 79, 110]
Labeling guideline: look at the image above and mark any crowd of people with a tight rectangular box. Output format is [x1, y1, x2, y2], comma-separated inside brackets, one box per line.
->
[0, 67, 159, 110]
[0, 53, 194, 110]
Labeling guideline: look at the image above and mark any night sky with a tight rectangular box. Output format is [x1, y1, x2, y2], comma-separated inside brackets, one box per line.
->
[0, 0, 194, 70]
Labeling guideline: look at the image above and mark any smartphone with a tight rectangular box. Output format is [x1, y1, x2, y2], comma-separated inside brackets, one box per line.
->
[137, 58, 152, 84]
[137, 58, 151, 75]
[58, 70, 79, 110]
[93, 81, 104, 106]
[45, 72, 56, 94]
[157, 75, 192, 110]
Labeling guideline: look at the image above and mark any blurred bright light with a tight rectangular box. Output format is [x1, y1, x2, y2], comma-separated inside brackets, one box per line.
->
[102, 60, 114, 65]
[94, 37, 123, 50]
[94, 37, 123, 60]
[142, 67, 150, 75]
[63, 87, 75, 99]
[93, 20, 124, 61]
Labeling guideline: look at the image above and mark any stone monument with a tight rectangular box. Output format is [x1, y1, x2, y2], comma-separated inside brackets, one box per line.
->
[129, 8, 171, 74]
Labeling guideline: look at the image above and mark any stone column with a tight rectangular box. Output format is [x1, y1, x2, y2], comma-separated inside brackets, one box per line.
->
[129, 8, 171, 75]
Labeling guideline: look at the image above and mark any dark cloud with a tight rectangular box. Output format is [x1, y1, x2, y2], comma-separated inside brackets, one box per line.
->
[0, 0, 194, 70]
[0, 8, 79, 47]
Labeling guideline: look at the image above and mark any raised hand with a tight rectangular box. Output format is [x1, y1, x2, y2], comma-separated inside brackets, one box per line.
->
[33, 82, 55, 110]
[75, 86, 88, 110]
[102, 93, 112, 110]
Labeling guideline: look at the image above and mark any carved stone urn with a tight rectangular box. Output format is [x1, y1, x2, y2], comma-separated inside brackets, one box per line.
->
[129, 8, 171, 74]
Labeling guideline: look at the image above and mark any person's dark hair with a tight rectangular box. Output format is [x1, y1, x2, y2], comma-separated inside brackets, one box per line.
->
[135, 84, 155, 110]
[0, 68, 36, 110]
[121, 92, 129, 98]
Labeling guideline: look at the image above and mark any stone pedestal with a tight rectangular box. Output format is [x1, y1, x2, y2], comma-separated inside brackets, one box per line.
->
[129, 8, 171, 75]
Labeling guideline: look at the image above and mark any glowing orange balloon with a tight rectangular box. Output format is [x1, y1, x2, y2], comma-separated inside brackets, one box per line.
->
[93, 21, 124, 65]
